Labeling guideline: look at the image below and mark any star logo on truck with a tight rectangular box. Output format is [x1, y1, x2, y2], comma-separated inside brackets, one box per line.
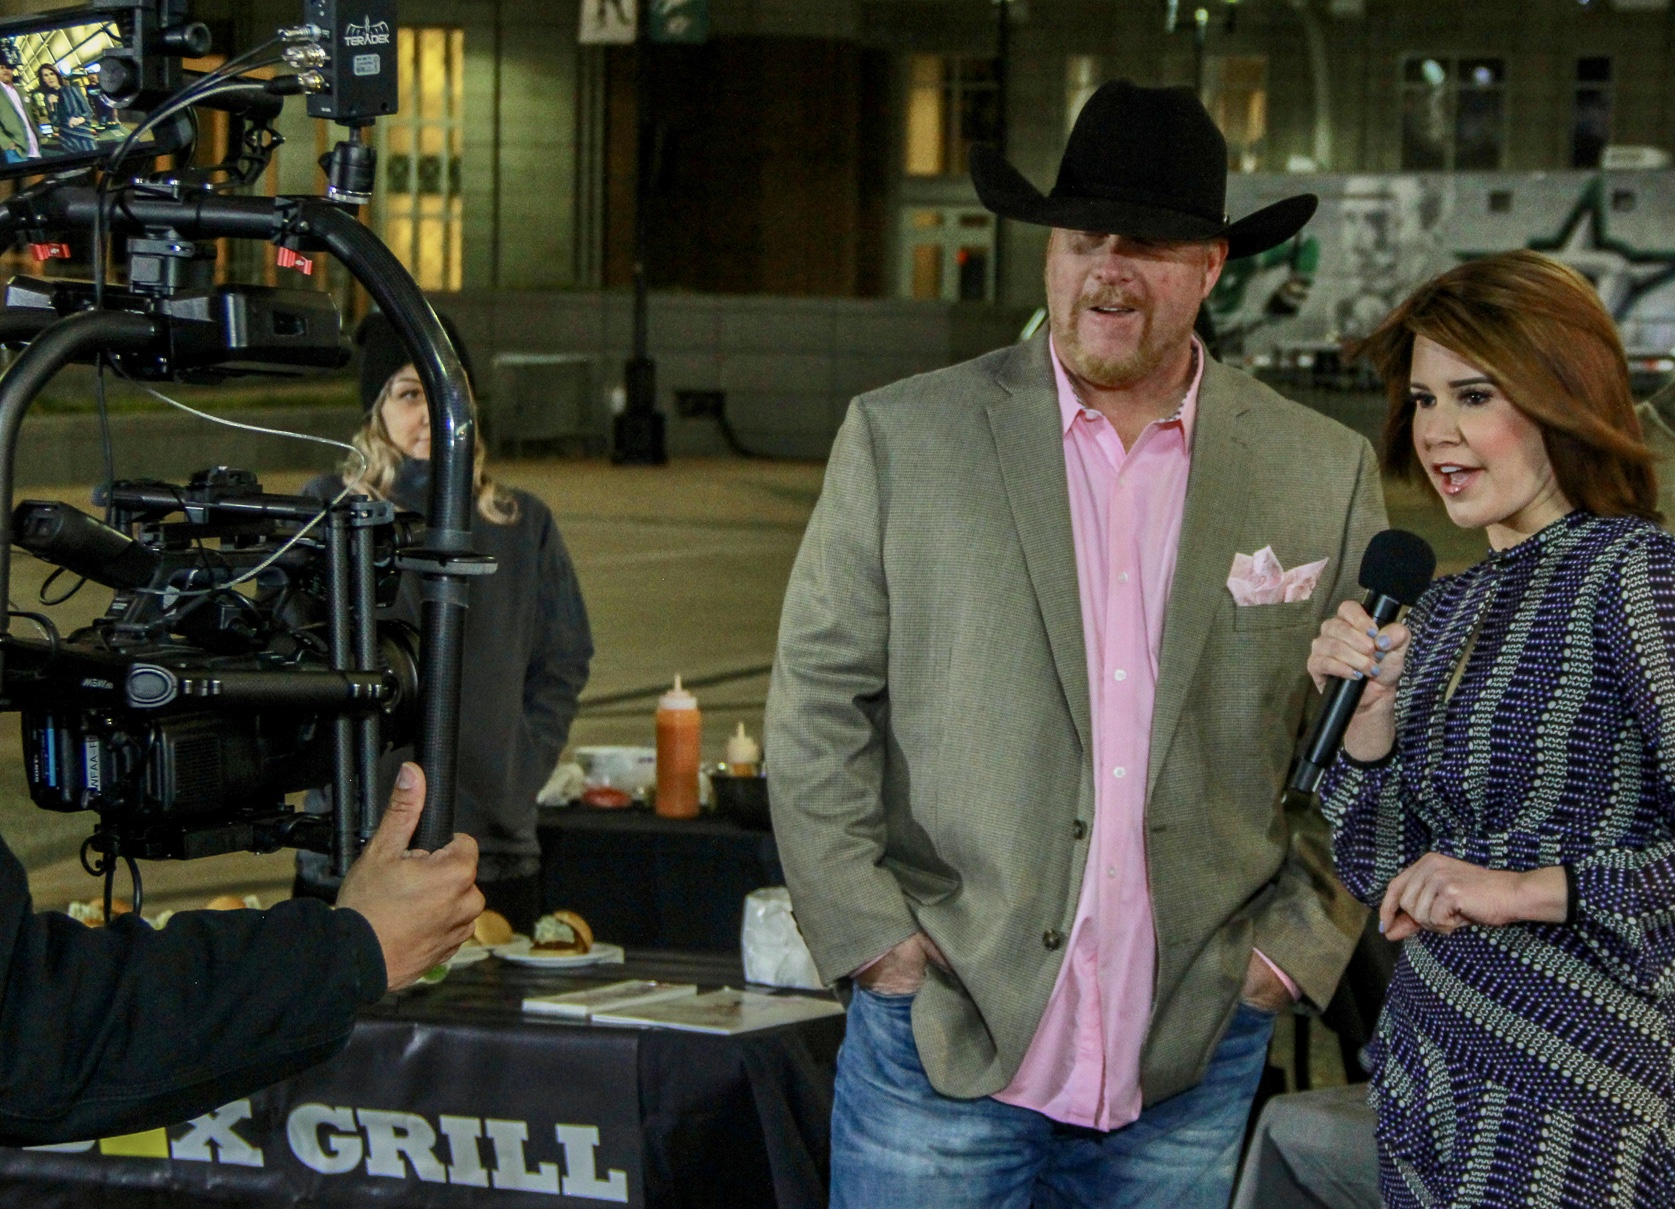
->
[1462, 176, 1675, 320]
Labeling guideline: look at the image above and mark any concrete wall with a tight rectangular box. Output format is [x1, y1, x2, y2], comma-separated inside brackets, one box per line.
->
[14, 405, 360, 488]
[1, 294, 1030, 481]
[442, 290, 1033, 458]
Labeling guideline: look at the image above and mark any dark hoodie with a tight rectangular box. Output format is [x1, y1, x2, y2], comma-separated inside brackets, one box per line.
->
[297, 459, 592, 887]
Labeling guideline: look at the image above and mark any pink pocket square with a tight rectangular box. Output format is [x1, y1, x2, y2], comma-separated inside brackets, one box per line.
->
[1227, 547, 1329, 606]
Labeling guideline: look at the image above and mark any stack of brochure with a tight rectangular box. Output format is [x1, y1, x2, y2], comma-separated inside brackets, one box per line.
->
[522, 980, 698, 1020]
[590, 988, 845, 1035]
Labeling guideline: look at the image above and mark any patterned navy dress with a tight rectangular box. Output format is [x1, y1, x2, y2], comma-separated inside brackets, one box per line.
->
[1320, 511, 1675, 1208]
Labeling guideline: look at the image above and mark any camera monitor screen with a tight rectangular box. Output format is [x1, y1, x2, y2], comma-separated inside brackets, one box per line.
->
[0, 14, 183, 177]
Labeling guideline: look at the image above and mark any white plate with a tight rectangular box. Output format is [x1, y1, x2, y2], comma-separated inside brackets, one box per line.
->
[447, 944, 494, 968]
[496, 939, 626, 969]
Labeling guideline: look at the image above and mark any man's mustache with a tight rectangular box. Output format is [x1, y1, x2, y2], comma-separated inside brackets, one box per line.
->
[1076, 292, 1147, 313]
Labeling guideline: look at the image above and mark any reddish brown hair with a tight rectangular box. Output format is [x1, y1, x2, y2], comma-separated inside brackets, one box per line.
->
[1356, 249, 1660, 521]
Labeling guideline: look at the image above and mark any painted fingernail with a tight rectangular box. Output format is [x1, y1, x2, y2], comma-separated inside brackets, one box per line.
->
[1351, 670, 1364, 680]
[1377, 919, 1386, 934]
[1376, 635, 1392, 651]
[1366, 628, 1379, 639]
[1374, 649, 1386, 661]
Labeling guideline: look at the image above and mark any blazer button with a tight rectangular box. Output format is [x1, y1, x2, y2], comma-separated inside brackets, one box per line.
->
[1071, 819, 1088, 840]
[1043, 929, 1064, 951]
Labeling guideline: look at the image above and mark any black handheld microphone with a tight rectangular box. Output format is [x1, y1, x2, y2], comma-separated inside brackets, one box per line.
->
[1288, 529, 1436, 796]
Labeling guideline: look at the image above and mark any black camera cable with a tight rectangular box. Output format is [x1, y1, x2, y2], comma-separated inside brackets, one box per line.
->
[81, 835, 142, 921]
[104, 375, 369, 602]
[4, 607, 59, 656]
[38, 565, 86, 607]
[90, 38, 289, 311]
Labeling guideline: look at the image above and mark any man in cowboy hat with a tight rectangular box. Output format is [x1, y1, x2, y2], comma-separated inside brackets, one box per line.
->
[767, 80, 1387, 1206]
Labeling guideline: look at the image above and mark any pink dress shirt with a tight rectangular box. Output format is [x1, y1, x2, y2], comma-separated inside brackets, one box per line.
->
[990, 338, 1200, 1129]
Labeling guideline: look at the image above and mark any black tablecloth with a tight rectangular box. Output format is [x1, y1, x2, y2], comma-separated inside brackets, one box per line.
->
[538, 808, 783, 951]
[0, 950, 843, 1209]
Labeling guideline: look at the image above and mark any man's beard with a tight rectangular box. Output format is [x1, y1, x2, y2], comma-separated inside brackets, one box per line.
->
[1051, 294, 1181, 390]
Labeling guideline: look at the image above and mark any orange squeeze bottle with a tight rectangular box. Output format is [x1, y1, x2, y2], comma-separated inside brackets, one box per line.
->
[655, 676, 701, 819]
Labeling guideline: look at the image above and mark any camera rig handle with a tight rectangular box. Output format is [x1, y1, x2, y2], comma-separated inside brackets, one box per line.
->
[0, 187, 478, 852]
[0, 310, 162, 637]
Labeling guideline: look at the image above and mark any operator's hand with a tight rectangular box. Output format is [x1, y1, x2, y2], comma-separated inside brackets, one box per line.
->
[335, 763, 483, 991]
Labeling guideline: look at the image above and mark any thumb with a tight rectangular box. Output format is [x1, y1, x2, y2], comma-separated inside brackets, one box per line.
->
[368, 763, 425, 857]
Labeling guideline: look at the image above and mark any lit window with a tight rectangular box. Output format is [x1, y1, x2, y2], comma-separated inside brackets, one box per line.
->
[1203, 56, 1267, 172]
[1065, 56, 1100, 140]
[903, 55, 999, 178]
[905, 56, 945, 176]
[899, 207, 992, 302]
[377, 27, 464, 291]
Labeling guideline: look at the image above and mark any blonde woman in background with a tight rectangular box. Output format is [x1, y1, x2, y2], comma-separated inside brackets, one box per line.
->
[292, 312, 593, 932]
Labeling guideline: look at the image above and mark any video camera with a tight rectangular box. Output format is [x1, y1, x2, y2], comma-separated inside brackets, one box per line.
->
[11, 472, 421, 861]
[0, 0, 486, 900]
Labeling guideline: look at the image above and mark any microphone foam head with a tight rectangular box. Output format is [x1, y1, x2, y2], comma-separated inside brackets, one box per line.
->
[1358, 529, 1436, 606]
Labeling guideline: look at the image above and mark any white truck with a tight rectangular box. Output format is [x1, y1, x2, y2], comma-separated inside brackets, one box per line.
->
[1212, 170, 1675, 391]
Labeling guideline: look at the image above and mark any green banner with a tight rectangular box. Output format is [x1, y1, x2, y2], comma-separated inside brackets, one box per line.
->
[648, 0, 708, 43]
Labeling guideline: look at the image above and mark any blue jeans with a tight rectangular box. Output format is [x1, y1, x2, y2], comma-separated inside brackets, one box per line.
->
[831, 988, 1275, 1209]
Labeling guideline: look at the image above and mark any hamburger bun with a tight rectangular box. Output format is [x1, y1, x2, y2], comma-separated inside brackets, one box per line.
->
[472, 909, 515, 947]
[68, 898, 132, 926]
[531, 909, 593, 955]
[204, 894, 248, 911]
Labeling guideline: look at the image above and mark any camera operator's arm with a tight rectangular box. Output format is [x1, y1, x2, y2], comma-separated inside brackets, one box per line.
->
[520, 503, 592, 771]
[0, 764, 480, 1145]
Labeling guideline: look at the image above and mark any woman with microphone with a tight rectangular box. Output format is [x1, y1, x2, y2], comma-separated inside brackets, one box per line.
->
[1307, 250, 1674, 1208]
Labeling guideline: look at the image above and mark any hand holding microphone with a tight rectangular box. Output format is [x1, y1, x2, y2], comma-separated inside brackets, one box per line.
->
[1308, 599, 1409, 756]
[1291, 530, 1436, 795]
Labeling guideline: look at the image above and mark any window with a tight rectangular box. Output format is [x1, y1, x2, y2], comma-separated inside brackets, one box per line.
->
[376, 27, 464, 291]
[1203, 55, 1268, 172]
[1572, 57, 1612, 169]
[898, 208, 993, 302]
[903, 55, 999, 178]
[1065, 56, 1100, 140]
[1400, 56, 1505, 171]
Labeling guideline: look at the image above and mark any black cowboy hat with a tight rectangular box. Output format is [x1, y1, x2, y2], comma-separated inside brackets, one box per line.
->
[970, 79, 1315, 260]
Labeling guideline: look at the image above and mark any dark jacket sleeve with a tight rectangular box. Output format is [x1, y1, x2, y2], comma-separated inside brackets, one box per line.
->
[299, 474, 345, 505]
[520, 499, 592, 772]
[0, 839, 386, 1145]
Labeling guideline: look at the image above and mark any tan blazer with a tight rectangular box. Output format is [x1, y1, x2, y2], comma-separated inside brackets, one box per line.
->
[766, 331, 1388, 1105]
[0, 88, 30, 158]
